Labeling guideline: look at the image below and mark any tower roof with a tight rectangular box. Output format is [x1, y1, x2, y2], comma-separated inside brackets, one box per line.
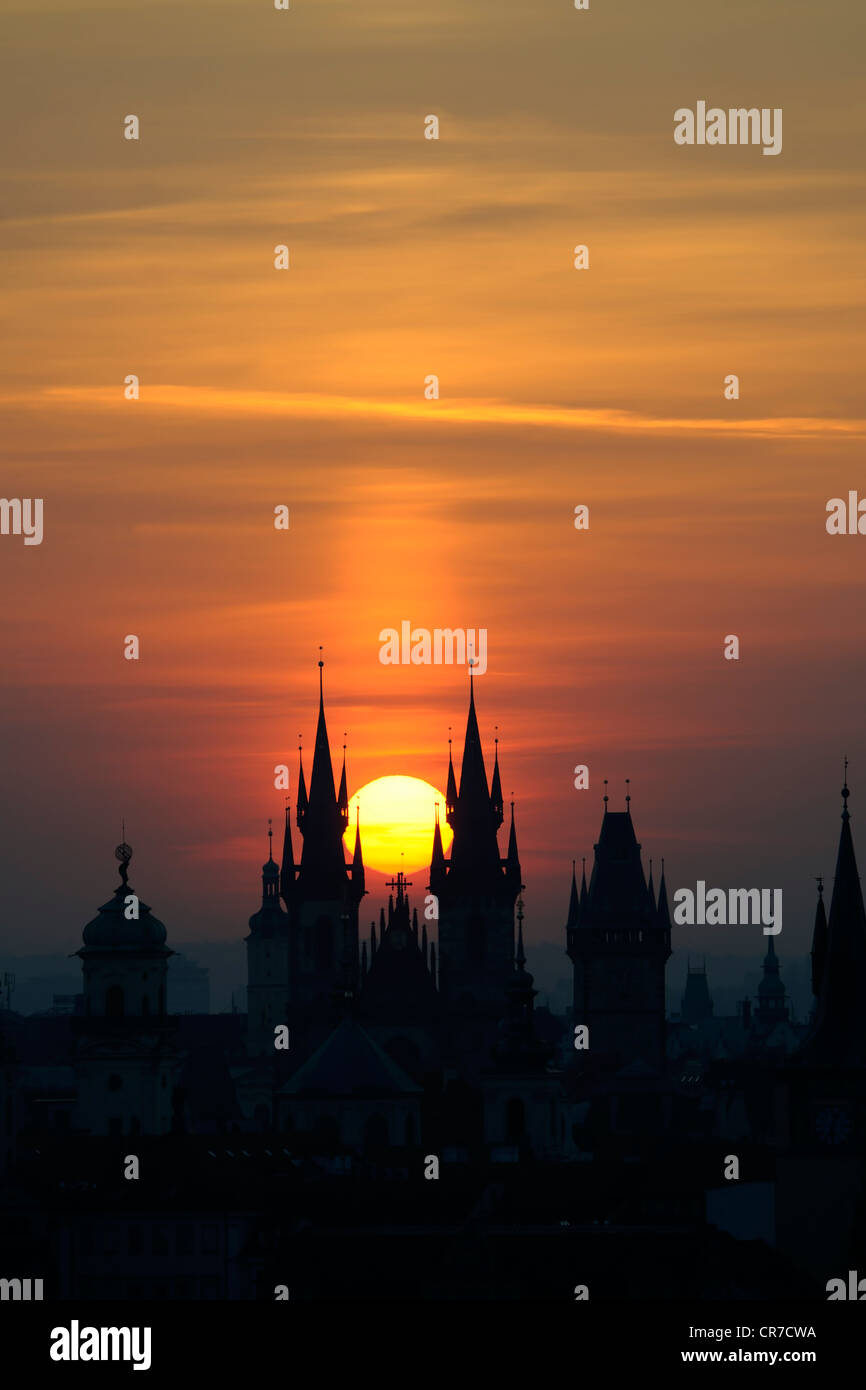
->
[803, 772, 866, 1064]
[445, 675, 507, 885]
[580, 806, 656, 927]
[297, 659, 351, 895]
[78, 844, 171, 956]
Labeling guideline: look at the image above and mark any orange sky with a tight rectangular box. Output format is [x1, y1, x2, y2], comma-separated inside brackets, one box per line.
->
[2, 0, 866, 997]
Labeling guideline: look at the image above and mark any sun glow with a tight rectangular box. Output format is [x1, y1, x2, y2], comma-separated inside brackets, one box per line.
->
[344, 776, 453, 876]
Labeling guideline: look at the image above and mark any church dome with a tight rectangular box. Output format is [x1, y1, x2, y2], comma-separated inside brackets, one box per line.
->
[80, 846, 169, 952]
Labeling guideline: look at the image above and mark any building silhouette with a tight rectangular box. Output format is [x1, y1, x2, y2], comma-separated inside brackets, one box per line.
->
[1, 672, 865, 1300]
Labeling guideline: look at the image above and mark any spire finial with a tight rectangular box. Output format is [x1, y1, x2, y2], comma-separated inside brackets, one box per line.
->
[816, 873, 824, 898]
[603, 778, 608, 810]
[268, 817, 273, 857]
[115, 837, 133, 888]
[625, 777, 631, 810]
[842, 757, 850, 818]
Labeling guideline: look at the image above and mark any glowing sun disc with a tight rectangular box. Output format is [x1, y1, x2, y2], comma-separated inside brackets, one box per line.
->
[344, 776, 453, 875]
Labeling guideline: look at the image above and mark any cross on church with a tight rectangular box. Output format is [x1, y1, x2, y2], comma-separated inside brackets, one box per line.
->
[385, 871, 413, 894]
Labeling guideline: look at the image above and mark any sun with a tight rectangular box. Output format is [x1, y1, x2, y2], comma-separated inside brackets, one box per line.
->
[344, 776, 453, 875]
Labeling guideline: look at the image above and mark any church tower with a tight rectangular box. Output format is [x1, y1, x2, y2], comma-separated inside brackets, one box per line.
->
[429, 676, 522, 1030]
[754, 937, 789, 1028]
[73, 840, 180, 1136]
[279, 659, 366, 1027]
[803, 769, 866, 1065]
[245, 821, 290, 1056]
[566, 789, 671, 1075]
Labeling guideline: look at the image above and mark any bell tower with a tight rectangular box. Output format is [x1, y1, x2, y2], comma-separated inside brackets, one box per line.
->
[566, 787, 671, 1075]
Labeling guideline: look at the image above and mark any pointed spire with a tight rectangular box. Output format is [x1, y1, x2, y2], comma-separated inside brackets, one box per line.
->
[261, 819, 280, 905]
[811, 874, 828, 998]
[371, 919, 377, 959]
[412, 906, 419, 943]
[421, 917, 428, 966]
[430, 941, 436, 987]
[490, 730, 504, 827]
[580, 857, 588, 911]
[430, 801, 447, 892]
[280, 801, 295, 901]
[360, 939, 368, 980]
[505, 799, 521, 890]
[657, 857, 672, 930]
[647, 857, 656, 910]
[338, 735, 349, 828]
[445, 730, 457, 824]
[805, 771, 866, 1063]
[351, 806, 365, 896]
[297, 655, 349, 893]
[296, 739, 308, 828]
[458, 671, 490, 809]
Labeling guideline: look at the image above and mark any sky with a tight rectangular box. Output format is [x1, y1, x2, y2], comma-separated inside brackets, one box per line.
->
[2, 0, 866, 1011]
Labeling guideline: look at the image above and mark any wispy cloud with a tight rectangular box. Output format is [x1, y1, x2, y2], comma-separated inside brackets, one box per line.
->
[8, 384, 864, 441]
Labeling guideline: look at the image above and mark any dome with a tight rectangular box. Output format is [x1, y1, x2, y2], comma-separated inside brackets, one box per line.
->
[80, 852, 169, 953]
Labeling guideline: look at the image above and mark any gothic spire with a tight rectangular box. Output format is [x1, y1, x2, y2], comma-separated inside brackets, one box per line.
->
[505, 799, 522, 891]
[296, 742, 308, 829]
[490, 733, 504, 828]
[351, 806, 365, 897]
[297, 656, 349, 894]
[280, 801, 295, 902]
[445, 733, 457, 825]
[447, 675, 503, 883]
[805, 772, 866, 1064]
[429, 800, 447, 893]
[811, 875, 828, 998]
[338, 736, 349, 829]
